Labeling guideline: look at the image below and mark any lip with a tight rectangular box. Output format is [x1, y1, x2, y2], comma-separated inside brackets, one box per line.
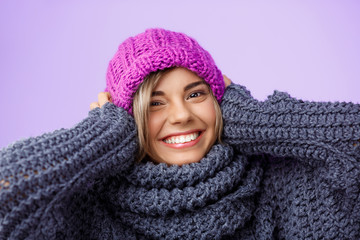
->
[160, 130, 204, 149]
[160, 129, 204, 140]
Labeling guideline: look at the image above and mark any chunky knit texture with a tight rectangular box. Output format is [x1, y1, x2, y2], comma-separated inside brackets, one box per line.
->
[1, 84, 360, 239]
[105, 28, 224, 114]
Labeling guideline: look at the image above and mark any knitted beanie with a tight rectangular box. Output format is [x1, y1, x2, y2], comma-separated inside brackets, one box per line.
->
[105, 28, 225, 114]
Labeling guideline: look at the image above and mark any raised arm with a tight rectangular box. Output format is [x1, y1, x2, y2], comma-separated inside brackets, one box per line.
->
[221, 83, 360, 158]
[221, 83, 360, 189]
[0, 102, 137, 239]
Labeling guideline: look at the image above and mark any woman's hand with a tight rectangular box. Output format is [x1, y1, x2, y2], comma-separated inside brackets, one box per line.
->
[223, 74, 232, 88]
[90, 92, 113, 110]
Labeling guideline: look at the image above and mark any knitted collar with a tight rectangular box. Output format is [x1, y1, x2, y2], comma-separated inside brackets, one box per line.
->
[103, 144, 262, 239]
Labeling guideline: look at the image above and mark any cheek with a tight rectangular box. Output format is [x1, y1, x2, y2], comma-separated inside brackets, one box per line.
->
[148, 112, 165, 141]
[195, 100, 217, 129]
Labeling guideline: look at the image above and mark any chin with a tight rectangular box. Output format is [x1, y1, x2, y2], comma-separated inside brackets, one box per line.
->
[155, 153, 204, 166]
[171, 157, 202, 166]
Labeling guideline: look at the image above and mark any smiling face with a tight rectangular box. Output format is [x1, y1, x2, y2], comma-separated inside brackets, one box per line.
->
[146, 68, 217, 165]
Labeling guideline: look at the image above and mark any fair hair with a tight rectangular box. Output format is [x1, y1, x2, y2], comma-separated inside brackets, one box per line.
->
[133, 68, 223, 162]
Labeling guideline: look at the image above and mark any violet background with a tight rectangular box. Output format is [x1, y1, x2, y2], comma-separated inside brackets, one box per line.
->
[1, 0, 359, 149]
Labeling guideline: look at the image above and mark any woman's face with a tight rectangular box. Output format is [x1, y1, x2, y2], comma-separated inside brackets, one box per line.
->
[147, 68, 217, 165]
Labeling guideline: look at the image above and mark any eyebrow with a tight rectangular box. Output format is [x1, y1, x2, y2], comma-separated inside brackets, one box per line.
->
[151, 81, 206, 97]
[184, 81, 206, 91]
[151, 91, 165, 97]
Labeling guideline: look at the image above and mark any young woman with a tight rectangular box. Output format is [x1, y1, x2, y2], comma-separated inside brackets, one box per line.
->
[1, 28, 359, 239]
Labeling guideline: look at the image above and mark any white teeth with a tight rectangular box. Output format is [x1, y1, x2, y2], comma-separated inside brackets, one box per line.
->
[164, 132, 200, 144]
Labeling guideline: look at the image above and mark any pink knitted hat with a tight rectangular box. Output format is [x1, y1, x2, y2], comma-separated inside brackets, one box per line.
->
[105, 28, 225, 114]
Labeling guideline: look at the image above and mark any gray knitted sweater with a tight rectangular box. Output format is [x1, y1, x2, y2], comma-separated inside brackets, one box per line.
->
[1, 84, 360, 239]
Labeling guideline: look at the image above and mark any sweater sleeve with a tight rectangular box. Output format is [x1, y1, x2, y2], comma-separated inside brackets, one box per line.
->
[221, 83, 360, 190]
[0, 102, 138, 239]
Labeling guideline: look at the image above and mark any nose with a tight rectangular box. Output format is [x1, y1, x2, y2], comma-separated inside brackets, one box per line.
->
[167, 101, 192, 125]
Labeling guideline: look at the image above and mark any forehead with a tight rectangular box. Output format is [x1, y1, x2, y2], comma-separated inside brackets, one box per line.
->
[153, 68, 204, 91]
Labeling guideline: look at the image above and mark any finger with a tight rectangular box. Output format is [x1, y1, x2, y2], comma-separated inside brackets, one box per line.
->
[223, 74, 231, 82]
[105, 92, 113, 103]
[98, 92, 111, 107]
[222, 74, 232, 87]
[90, 102, 100, 110]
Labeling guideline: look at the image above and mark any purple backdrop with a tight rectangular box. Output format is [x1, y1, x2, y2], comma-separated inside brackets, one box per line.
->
[1, 1, 360, 149]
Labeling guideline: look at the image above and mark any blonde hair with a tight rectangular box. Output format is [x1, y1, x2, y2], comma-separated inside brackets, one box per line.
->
[133, 68, 223, 162]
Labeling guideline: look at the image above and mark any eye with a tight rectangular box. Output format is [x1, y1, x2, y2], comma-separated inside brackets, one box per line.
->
[189, 92, 201, 98]
[187, 92, 204, 100]
[150, 101, 162, 106]
[149, 100, 165, 112]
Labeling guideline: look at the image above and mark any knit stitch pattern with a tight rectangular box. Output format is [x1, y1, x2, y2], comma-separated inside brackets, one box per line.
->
[105, 28, 225, 114]
[1, 84, 360, 239]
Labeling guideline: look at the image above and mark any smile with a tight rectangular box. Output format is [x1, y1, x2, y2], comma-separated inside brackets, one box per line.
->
[163, 132, 200, 144]
[160, 130, 204, 149]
